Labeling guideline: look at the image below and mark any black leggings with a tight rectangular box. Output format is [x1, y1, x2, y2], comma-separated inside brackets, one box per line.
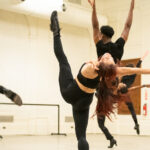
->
[97, 102, 138, 141]
[97, 116, 113, 140]
[0, 85, 5, 94]
[125, 102, 138, 125]
[53, 35, 93, 150]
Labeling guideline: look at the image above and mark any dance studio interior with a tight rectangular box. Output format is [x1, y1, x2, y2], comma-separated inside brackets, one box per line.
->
[0, 0, 150, 150]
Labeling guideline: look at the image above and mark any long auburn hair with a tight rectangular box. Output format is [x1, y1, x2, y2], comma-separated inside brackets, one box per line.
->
[95, 62, 128, 120]
[95, 80, 127, 120]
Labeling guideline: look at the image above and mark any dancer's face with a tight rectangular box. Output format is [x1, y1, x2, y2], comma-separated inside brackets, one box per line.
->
[99, 53, 115, 65]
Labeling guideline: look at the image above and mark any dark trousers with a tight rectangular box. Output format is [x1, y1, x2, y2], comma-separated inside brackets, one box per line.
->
[53, 35, 90, 150]
[97, 102, 138, 141]
[0, 86, 5, 94]
[97, 115, 113, 140]
[125, 102, 138, 125]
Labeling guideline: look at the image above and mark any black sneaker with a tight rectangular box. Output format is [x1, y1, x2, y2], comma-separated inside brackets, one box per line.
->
[134, 124, 140, 135]
[50, 11, 60, 36]
[4, 89, 22, 106]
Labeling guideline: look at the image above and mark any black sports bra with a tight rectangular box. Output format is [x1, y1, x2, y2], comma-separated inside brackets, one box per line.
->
[77, 63, 100, 89]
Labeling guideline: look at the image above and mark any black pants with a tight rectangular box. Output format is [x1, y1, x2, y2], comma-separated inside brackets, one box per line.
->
[125, 102, 138, 125]
[0, 86, 5, 94]
[53, 35, 94, 150]
[97, 102, 138, 141]
[97, 115, 113, 140]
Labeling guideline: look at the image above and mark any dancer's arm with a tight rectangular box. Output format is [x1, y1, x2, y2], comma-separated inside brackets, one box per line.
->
[121, 59, 143, 88]
[88, 0, 102, 44]
[86, 61, 99, 70]
[136, 50, 149, 67]
[128, 84, 150, 92]
[136, 60, 142, 68]
[116, 83, 150, 95]
[121, 51, 148, 84]
[117, 67, 150, 76]
[121, 0, 134, 42]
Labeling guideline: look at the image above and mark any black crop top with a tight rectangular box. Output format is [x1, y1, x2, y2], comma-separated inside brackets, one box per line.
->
[77, 63, 100, 89]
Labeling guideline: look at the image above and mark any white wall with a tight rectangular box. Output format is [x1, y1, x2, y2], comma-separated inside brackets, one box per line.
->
[0, 0, 150, 136]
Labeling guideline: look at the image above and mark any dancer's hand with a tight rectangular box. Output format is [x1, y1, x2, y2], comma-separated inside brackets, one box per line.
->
[143, 84, 150, 88]
[141, 50, 149, 61]
[131, 0, 134, 10]
[88, 0, 95, 8]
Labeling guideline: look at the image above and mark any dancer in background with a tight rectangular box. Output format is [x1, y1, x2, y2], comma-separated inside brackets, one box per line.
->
[0, 86, 22, 139]
[0, 85, 22, 106]
[96, 53, 148, 148]
[88, 0, 141, 147]
[88, 0, 134, 63]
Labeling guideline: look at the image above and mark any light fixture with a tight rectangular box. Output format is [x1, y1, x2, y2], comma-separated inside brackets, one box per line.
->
[17, 0, 64, 13]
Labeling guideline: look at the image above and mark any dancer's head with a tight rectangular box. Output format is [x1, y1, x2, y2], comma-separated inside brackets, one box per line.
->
[117, 83, 128, 95]
[100, 25, 114, 40]
[97, 53, 117, 81]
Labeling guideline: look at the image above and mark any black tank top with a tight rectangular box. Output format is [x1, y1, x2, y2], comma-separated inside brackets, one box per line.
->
[77, 63, 100, 89]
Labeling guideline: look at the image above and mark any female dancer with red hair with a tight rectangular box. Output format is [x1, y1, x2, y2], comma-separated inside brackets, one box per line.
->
[50, 11, 150, 150]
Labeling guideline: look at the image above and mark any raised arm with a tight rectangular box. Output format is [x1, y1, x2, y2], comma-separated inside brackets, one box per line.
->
[121, 0, 134, 42]
[88, 0, 102, 44]
[136, 50, 149, 67]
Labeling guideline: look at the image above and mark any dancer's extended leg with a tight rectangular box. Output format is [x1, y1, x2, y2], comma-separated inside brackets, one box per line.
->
[51, 11, 74, 97]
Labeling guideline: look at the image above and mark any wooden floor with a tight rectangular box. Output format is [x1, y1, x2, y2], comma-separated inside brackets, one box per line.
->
[0, 134, 150, 150]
